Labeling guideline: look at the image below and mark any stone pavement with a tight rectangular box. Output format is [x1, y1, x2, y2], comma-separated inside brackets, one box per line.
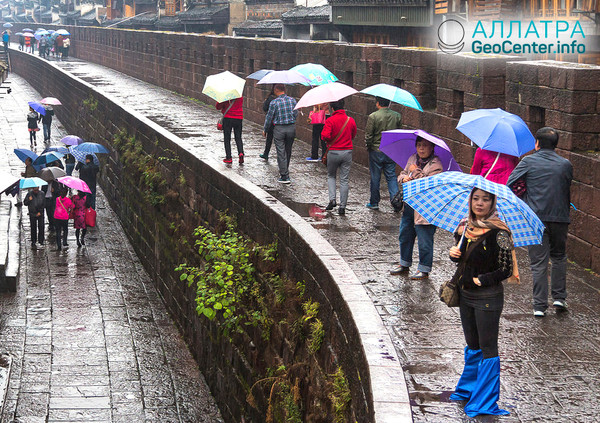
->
[6, 56, 600, 422]
[0, 74, 223, 422]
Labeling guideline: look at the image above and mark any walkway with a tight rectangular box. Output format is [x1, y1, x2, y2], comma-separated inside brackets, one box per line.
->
[0, 74, 223, 422]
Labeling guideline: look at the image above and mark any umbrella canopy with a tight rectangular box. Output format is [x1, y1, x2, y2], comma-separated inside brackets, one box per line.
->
[33, 151, 64, 166]
[381, 129, 462, 172]
[14, 148, 38, 164]
[290, 63, 338, 86]
[56, 176, 91, 193]
[20, 177, 48, 189]
[34, 30, 49, 40]
[38, 166, 66, 182]
[247, 69, 273, 80]
[35, 28, 46, 32]
[28, 101, 46, 116]
[0, 172, 20, 194]
[56, 29, 70, 36]
[15, 32, 24, 36]
[60, 135, 83, 146]
[22, 32, 34, 38]
[403, 171, 545, 247]
[294, 82, 358, 110]
[257, 70, 311, 85]
[40, 97, 62, 106]
[202, 71, 246, 103]
[457, 108, 535, 157]
[42, 146, 69, 155]
[69, 147, 99, 165]
[74, 142, 109, 154]
[360, 83, 423, 111]
[22, 28, 33, 33]
[3, 23, 13, 28]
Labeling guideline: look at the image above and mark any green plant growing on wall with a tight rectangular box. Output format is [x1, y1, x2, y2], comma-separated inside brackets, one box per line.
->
[82, 95, 98, 112]
[329, 367, 351, 423]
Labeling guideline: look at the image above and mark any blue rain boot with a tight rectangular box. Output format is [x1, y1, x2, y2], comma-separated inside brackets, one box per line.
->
[464, 356, 510, 417]
[450, 346, 483, 401]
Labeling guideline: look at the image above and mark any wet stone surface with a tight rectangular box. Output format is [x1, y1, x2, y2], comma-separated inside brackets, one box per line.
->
[0, 75, 223, 422]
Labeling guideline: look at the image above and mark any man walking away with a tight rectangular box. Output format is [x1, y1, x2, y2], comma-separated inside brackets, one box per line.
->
[2, 31, 9, 53]
[24, 186, 46, 248]
[76, 155, 100, 209]
[39, 34, 47, 59]
[263, 84, 297, 184]
[507, 127, 573, 317]
[365, 96, 403, 211]
[42, 105, 54, 147]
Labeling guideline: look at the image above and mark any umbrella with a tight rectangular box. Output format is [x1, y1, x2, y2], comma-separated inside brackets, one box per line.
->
[15, 32, 24, 36]
[257, 70, 311, 85]
[402, 172, 545, 247]
[20, 177, 48, 189]
[0, 172, 20, 194]
[69, 147, 99, 165]
[22, 32, 34, 38]
[3, 23, 13, 28]
[381, 129, 462, 172]
[40, 97, 62, 106]
[56, 29, 70, 36]
[202, 71, 246, 103]
[74, 142, 109, 154]
[14, 148, 38, 164]
[28, 101, 46, 116]
[360, 83, 423, 112]
[56, 176, 91, 193]
[61, 135, 83, 146]
[247, 69, 273, 80]
[290, 63, 338, 86]
[456, 108, 535, 157]
[294, 82, 358, 110]
[47, 30, 55, 34]
[34, 30, 49, 40]
[42, 146, 69, 155]
[22, 28, 33, 33]
[36, 28, 46, 32]
[33, 151, 64, 166]
[38, 166, 66, 182]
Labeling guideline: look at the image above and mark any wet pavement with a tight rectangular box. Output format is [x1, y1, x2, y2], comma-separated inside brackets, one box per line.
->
[5, 56, 600, 422]
[0, 74, 223, 422]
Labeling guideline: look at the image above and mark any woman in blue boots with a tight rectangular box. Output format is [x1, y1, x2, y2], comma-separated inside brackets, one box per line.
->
[448, 188, 518, 417]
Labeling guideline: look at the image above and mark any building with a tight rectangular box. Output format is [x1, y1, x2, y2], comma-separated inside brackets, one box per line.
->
[282, 4, 339, 40]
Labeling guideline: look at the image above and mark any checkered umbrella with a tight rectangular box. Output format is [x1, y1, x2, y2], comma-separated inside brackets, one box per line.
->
[402, 171, 544, 247]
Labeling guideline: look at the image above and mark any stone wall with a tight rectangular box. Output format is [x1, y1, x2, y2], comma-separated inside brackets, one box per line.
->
[10, 48, 411, 422]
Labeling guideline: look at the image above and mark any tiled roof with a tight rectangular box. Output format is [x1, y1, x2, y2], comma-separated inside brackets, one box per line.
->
[281, 5, 330, 22]
[178, 4, 228, 21]
[233, 19, 282, 37]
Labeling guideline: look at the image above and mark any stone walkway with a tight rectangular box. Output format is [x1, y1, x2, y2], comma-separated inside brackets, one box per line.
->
[0, 74, 222, 422]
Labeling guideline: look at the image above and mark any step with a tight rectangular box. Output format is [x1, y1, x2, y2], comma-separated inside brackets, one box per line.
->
[4, 202, 20, 292]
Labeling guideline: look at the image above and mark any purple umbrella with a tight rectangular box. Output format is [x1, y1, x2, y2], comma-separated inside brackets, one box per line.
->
[257, 70, 311, 85]
[60, 135, 83, 146]
[380, 129, 462, 172]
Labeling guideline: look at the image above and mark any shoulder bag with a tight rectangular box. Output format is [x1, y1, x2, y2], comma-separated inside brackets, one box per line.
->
[217, 101, 235, 131]
[322, 117, 350, 166]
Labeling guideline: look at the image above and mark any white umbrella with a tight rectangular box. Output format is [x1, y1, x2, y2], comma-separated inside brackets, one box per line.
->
[202, 71, 245, 103]
[294, 82, 358, 110]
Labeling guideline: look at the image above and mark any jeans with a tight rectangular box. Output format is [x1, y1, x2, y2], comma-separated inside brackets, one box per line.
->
[65, 163, 75, 176]
[399, 205, 437, 272]
[55, 219, 68, 248]
[459, 298, 503, 359]
[44, 197, 55, 230]
[273, 124, 295, 179]
[369, 150, 399, 206]
[29, 214, 45, 245]
[327, 150, 352, 207]
[222, 117, 243, 159]
[88, 185, 97, 210]
[528, 222, 569, 311]
[310, 124, 326, 159]
[43, 122, 51, 143]
[263, 124, 274, 156]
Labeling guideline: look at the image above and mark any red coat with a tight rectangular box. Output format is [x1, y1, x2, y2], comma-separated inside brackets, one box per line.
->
[321, 109, 356, 151]
[216, 97, 243, 120]
[470, 148, 519, 185]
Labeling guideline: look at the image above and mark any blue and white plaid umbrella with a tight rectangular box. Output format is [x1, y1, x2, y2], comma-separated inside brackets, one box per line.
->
[403, 172, 545, 247]
[69, 147, 99, 165]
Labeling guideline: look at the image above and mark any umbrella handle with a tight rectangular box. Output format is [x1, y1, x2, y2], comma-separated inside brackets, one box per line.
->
[457, 227, 467, 249]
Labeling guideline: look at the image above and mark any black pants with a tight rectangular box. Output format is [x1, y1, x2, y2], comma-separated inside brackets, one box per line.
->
[459, 299, 502, 359]
[29, 214, 44, 245]
[44, 197, 55, 230]
[263, 124, 274, 156]
[222, 117, 243, 159]
[55, 219, 68, 248]
[310, 124, 326, 159]
[29, 130, 37, 143]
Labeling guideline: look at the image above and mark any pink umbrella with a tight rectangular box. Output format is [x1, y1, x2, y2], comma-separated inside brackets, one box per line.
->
[257, 70, 311, 85]
[56, 176, 91, 193]
[294, 82, 358, 110]
[40, 97, 62, 106]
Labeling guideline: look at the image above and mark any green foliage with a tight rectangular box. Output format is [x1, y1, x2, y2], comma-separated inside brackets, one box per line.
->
[302, 300, 319, 322]
[83, 95, 98, 112]
[329, 367, 351, 423]
[307, 319, 324, 354]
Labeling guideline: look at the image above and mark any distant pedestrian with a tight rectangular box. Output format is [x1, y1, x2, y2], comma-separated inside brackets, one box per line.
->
[62, 37, 70, 58]
[321, 99, 356, 216]
[306, 102, 328, 162]
[263, 84, 297, 184]
[64, 152, 76, 176]
[54, 188, 72, 250]
[18, 34, 24, 51]
[39, 34, 47, 59]
[41, 105, 54, 146]
[507, 127, 573, 317]
[391, 137, 443, 279]
[21, 157, 37, 178]
[27, 107, 41, 149]
[259, 87, 277, 160]
[56, 35, 63, 60]
[71, 191, 88, 246]
[24, 36, 31, 53]
[215, 96, 244, 164]
[2, 30, 9, 53]
[76, 155, 100, 209]
[365, 96, 403, 211]
[470, 148, 519, 185]
[24, 186, 46, 248]
[42, 180, 58, 233]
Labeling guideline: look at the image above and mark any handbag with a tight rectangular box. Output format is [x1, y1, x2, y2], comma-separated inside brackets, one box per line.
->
[322, 117, 350, 166]
[217, 100, 235, 131]
[85, 207, 97, 227]
[510, 179, 527, 198]
[309, 109, 326, 125]
[390, 184, 404, 212]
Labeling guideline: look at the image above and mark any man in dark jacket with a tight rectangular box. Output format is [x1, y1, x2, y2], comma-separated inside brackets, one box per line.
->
[507, 127, 573, 317]
[76, 155, 100, 209]
[42, 106, 54, 147]
[24, 186, 46, 248]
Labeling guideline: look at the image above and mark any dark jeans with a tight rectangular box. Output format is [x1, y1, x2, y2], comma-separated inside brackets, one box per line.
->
[44, 197, 55, 230]
[43, 122, 51, 143]
[222, 117, 243, 159]
[55, 219, 68, 248]
[29, 214, 45, 245]
[65, 163, 75, 176]
[459, 299, 502, 359]
[29, 130, 37, 143]
[88, 185, 97, 210]
[528, 222, 569, 311]
[369, 150, 399, 206]
[273, 124, 295, 179]
[310, 124, 326, 159]
[263, 124, 274, 156]
[399, 205, 437, 272]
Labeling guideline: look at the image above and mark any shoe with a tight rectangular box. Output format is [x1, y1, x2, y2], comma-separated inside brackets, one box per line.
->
[306, 157, 320, 162]
[553, 300, 567, 311]
[63, 242, 68, 247]
[393, 206, 403, 213]
[365, 203, 379, 210]
[410, 271, 429, 280]
[277, 177, 291, 184]
[325, 200, 337, 211]
[533, 310, 546, 317]
[223, 158, 232, 164]
[81, 238, 85, 245]
[77, 240, 81, 247]
[259, 153, 268, 160]
[338, 207, 345, 215]
[390, 265, 410, 275]
[239, 153, 244, 164]
[31, 243, 36, 249]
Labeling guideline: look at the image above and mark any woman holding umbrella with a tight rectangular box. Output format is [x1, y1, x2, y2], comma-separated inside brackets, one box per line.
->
[54, 187, 72, 250]
[71, 190, 88, 246]
[27, 106, 41, 149]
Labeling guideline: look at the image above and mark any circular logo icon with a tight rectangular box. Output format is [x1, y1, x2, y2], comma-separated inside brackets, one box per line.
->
[438, 19, 465, 54]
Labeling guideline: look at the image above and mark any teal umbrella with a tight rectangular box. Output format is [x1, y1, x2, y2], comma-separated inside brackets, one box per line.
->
[360, 83, 423, 111]
[20, 177, 48, 189]
[290, 63, 338, 86]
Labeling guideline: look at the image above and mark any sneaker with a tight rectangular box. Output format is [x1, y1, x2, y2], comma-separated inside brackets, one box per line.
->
[553, 300, 568, 311]
[533, 310, 546, 317]
[325, 200, 337, 211]
[259, 153, 268, 160]
[277, 177, 291, 184]
[365, 203, 379, 210]
[223, 158, 233, 164]
[239, 153, 244, 164]
[338, 207, 345, 215]
[306, 157, 320, 162]
[410, 271, 429, 280]
[390, 265, 410, 275]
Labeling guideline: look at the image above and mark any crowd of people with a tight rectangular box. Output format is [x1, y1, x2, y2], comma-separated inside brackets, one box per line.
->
[2, 30, 71, 60]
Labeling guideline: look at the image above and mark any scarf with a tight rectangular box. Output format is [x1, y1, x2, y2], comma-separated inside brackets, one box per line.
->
[416, 153, 434, 170]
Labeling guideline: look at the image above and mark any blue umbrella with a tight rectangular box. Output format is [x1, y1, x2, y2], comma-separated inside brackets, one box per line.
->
[14, 148, 38, 164]
[69, 147, 99, 165]
[247, 69, 273, 80]
[33, 151, 64, 166]
[457, 109, 535, 157]
[402, 172, 545, 247]
[34, 30, 49, 40]
[3, 23, 13, 28]
[360, 83, 423, 111]
[56, 29, 70, 36]
[28, 101, 46, 116]
[20, 177, 48, 189]
[73, 142, 109, 154]
[42, 146, 69, 155]
[290, 63, 338, 86]
[22, 28, 34, 33]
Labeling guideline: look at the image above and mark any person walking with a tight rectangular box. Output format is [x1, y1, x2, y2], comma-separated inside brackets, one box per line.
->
[24, 36, 31, 53]
[263, 84, 297, 184]
[391, 137, 443, 279]
[39, 34, 47, 59]
[21, 157, 37, 179]
[259, 87, 277, 160]
[71, 191, 88, 246]
[27, 107, 41, 149]
[365, 96, 403, 211]
[41, 105, 54, 147]
[64, 152, 76, 176]
[54, 188, 72, 250]
[55, 35, 63, 60]
[24, 186, 46, 248]
[62, 37, 70, 59]
[42, 180, 58, 233]
[76, 155, 100, 209]
[507, 127, 573, 317]
[216, 96, 244, 164]
[306, 103, 329, 162]
[2, 30, 9, 53]
[321, 99, 356, 216]
[448, 188, 516, 417]
[470, 148, 519, 185]
[18, 34, 24, 51]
